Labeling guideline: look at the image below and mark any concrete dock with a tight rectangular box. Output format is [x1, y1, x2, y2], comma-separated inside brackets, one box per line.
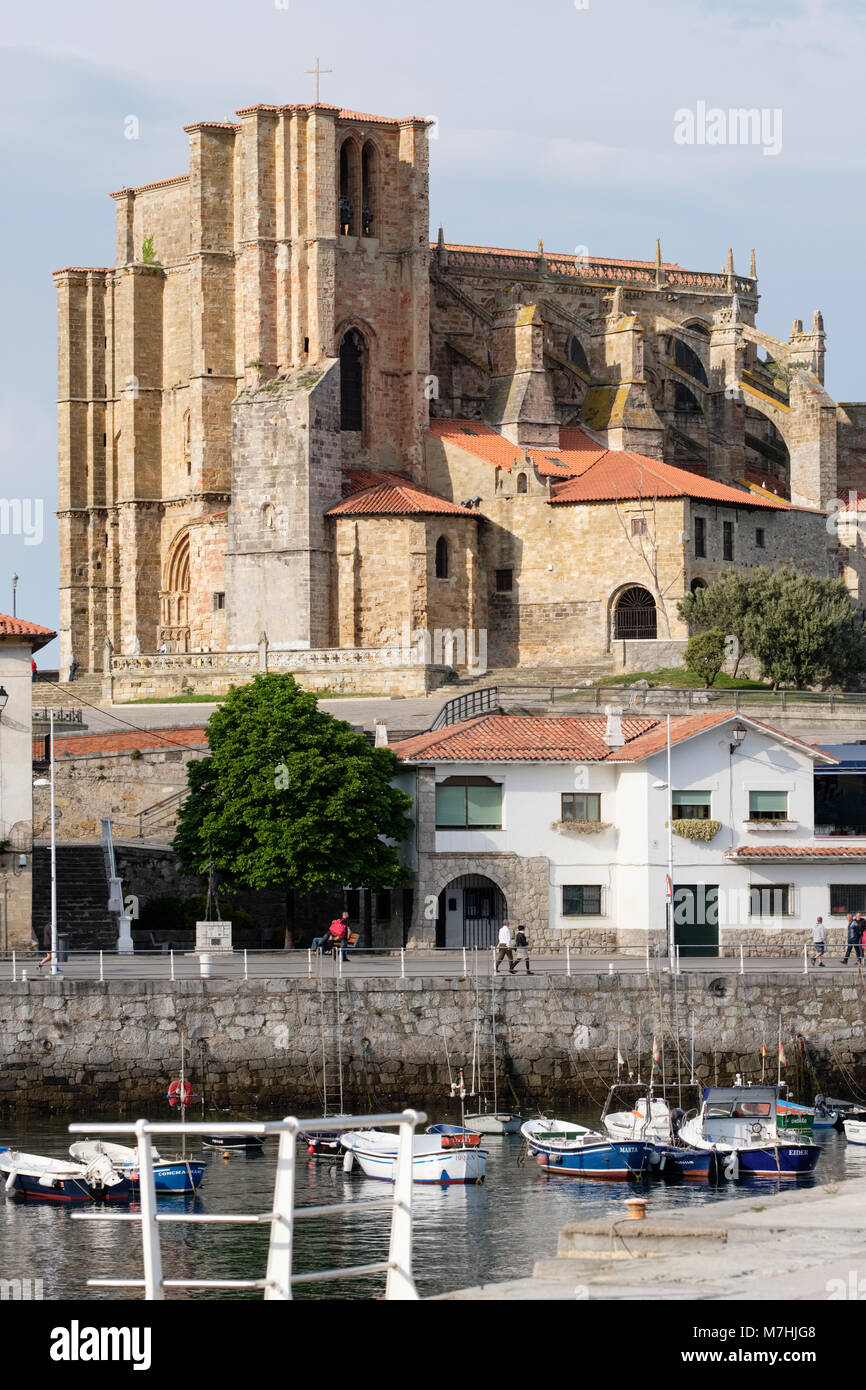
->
[437, 1176, 866, 1300]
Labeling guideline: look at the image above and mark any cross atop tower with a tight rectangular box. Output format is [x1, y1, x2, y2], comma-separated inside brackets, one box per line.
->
[305, 57, 332, 103]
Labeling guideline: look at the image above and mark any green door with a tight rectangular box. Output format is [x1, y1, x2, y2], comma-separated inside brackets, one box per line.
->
[673, 884, 719, 957]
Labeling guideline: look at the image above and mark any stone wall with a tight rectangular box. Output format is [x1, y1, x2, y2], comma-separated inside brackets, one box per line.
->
[2, 971, 863, 1113]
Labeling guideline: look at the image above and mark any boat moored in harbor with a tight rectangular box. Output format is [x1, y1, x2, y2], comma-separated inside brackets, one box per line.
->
[69, 1140, 205, 1193]
[677, 1086, 821, 1178]
[341, 1129, 488, 1184]
[0, 1148, 134, 1204]
[521, 1118, 652, 1179]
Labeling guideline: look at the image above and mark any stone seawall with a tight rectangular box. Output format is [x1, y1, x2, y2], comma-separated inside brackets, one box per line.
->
[1, 973, 864, 1114]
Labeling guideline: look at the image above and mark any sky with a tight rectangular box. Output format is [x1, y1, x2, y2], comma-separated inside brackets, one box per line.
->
[1, 0, 864, 664]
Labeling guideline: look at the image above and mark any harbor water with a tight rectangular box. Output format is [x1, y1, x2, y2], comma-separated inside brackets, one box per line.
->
[1, 1107, 862, 1300]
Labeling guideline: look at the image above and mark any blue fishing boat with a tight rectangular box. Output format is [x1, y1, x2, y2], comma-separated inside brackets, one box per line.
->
[678, 1085, 821, 1178]
[0, 1148, 134, 1204]
[521, 1118, 652, 1179]
[653, 1143, 716, 1180]
[70, 1140, 205, 1194]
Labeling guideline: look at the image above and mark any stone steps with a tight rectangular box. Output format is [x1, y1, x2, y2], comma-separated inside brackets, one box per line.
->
[32, 678, 106, 710]
[32, 845, 118, 950]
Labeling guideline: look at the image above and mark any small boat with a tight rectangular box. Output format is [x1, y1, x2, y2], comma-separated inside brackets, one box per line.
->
[0, 1147, 134, 1204]
[603, 1095, 673, 1144]
[463, 1112, 522, 1135]
[341, 1129, 487, 1185]
[677, 1085, 821, 1178]
[600, 1084, 715, 1179]
[843, 1119, 866, 1146]
[652, 1144, 717, 1180]
[521, 1118, 652, 1180]
[201, 1134, 265, 1152]
[69, 1140, 205, 1194]
[426, 1123, 482, 1148]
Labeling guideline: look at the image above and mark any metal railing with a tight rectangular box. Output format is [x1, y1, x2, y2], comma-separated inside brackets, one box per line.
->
[430, 686, 500, 730]
[69, 1111, 424, 1300]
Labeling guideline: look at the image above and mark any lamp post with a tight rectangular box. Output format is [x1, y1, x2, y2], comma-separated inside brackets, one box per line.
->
[33, 710, 57, 975]
[10, 574, 17, 619]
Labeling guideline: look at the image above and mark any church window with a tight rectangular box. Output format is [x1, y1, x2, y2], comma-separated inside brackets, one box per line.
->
[756, 527, 765, 548]
[614, 586, 657, 640]
[339, 330, 364, 432]
[568, 335, 590, 374]
[631, 517, 648, 537]
[723, 520, 734, 561]
[361, 142, 378, 237]
[516, 472, 528, 494]
[212, 592, 225, 611]
[339, 139, 361, 237]
[435, 536, 450, 579]
[694, 516, 706, 558]
[495, 568, 513, 593]
[674, 339, 708, 387]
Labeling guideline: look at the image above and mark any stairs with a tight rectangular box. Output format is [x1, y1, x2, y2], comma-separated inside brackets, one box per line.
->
[449, 665, 615, 693]
[32, 676, 106, 711]
[32, 845, 118, 951]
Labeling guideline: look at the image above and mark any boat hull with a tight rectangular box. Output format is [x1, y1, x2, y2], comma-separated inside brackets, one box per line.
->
[201, 1135, 264, 1151]
[131, 1162, 205, 1193]
[5, 1171, 134, 1203]
[653, 1144, 716, 1180]
[464, 1113, 521, 1135]
[844, 1120, 866, 1145]
[533, 1141, 652, 1180]
[350, 1146, 487, 1184]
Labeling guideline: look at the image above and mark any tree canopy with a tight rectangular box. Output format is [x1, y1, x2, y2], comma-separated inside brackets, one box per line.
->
[684, 628, 726, 688]
[678, 567, 865, 689]
[173, 675, 414, 895]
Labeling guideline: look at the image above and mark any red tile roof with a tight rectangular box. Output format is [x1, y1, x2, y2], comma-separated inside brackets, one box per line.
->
[109, 174, 190, 198]
[52, 267, 114, 277]
[0, 613, 56, 651]
[431, 243, 684, 269]
[726, 845, 866, 859]
[327, 466, 478, 518]
[34, 728, 208, 758]
[393, 710, 838, 764]
[429, 418, 805, 512]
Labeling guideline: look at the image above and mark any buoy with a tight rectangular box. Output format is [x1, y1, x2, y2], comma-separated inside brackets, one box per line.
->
[343, 1150, 355, 1173]
[626, 1198, 647, 1220]
[222, 1151, 231, 1161]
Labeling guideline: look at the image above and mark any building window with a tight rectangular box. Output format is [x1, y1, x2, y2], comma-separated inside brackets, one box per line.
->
[561, 793, 601, 822]
[672, 790, 711, 820]
[694, 516, 706, 558]
[749, 885, 793, 917]
[435, 776, 502, 830]
[562, 885, 603, 916]
[756, 527, 765, 548]
[631, 517, 648, 537]
[748, 790, 788, 821]
[614, 586, 657, 640]
[723, 520, 734, 561]
[495, 568, 513, 593]
[830, 884, 866, 915]
[339, 329, 364, 431]
[375, 889, 391, 921]
[361, 141, 377, 237]
[516, 472, 528, 494]
[212, 592, 225, 611]
[674, 338, 709, 386]
[435, 535, 449, 579]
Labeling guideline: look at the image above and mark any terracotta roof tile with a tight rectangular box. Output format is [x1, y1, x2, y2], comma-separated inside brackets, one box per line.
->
[327, 467, 477, 518]
[431, 243, 684, 269]
[109, 174, 189, 198]
[34, 727, 208, 758]
[0, 613, 56, 651]
[726, 845, 866, 859]
[52, 267, 114, 276]
[393, 710, 837, 765]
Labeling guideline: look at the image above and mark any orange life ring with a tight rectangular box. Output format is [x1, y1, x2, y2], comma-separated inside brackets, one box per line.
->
[167, 1079, 193, 1109]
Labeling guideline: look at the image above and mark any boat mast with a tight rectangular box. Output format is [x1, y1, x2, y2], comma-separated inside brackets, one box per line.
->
[491, 980, 498, 1115]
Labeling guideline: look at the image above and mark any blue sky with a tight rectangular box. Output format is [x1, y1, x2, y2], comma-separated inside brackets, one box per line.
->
[1, 0, 864, 662]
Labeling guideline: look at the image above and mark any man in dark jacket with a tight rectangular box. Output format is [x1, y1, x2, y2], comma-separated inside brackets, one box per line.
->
[841, 912, 863, 964]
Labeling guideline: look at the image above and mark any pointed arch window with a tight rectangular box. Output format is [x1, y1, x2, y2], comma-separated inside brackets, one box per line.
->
[339, 329, 364, 432]
[435, 536, 450, 579]
[674, 339, 709, 387]
[361, 142, 378, 237]
[339, 140, 361, 236]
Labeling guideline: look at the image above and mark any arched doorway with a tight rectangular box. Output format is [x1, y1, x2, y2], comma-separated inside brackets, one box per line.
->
[340, 329, 365, 433]
[160, 529, 190, 652]
[436, 874, 507, 949]
[613, 586, 657, 641]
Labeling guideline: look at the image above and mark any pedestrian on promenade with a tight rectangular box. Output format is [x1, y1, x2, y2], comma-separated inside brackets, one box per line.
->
[37, 923, 60, 973]
[68, 653, 79, 683]
[810, 916, 826, 967]
[495, 921, 514, 973]
[841, 912, 863, 964]
[30, 658, 36, 681]
[513, 925, 533, 975]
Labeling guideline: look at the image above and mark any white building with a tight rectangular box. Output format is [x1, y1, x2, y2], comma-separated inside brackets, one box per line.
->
[394, 708, 866, 954]
[0, 612, 56, 949]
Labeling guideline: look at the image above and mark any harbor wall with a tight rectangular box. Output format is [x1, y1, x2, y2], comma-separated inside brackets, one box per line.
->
[1, 972, 865, 1113]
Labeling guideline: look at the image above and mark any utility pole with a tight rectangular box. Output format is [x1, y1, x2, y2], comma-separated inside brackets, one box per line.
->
[11, 573, 17, 618]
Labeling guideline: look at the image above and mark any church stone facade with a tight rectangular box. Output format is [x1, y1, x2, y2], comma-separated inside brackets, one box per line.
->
[55, 100, 866, 690]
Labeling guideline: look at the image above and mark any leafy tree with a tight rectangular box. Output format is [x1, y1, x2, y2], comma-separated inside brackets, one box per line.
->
[684, 628, 726, 687]
[742, 569, 866, 690]
[141, 234, 161, 265]
[678, 570, 756, 676]
[173, 676, 413, 928]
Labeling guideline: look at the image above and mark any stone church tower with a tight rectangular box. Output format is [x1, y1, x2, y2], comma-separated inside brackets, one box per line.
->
[54, 103, 431, 670]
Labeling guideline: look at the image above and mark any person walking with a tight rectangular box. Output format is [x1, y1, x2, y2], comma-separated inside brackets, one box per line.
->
[30, 658, 36, 682]
[841, 912, 863, 964]
[68, 653, 79, 683]
[513, 925, 533, 975]
[37, 922, 60, 974]
[810, 916, 826, 967]
[495, 921, 514, 974]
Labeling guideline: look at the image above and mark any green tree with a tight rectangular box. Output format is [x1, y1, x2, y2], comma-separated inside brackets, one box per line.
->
[742, 569, 866, 690]
[684, 628, 726, 687]
[141, 233, 161, 265]
[173, 676, 413, 928]
[677, 570, 758, 677]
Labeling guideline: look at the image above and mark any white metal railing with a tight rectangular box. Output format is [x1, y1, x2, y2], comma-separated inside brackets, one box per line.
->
[69, 1111, 425, 1300]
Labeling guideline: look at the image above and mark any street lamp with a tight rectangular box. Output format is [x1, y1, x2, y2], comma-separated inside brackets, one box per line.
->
[0, 686, 8, 718]
[10, 574, 17, 618]
[729, 722, 747, 755]
[33, 710, 58, 975]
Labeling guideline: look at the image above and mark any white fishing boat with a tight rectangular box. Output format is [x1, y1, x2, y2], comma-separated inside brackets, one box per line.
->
[677, 1085, 821, 1178]
[341, 1129, 487, 1184]
[69, 1139, 205, 1193]
[603, 1095, 673, 1144]
[844, 1119, 866, 1146]
[463, 1111, 522, 1135]
[0, 1148, 134, 1203]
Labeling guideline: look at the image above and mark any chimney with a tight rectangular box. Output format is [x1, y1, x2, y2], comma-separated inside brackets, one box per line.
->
[374, 720, 389, 747]
[603, 705, 624, 750]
